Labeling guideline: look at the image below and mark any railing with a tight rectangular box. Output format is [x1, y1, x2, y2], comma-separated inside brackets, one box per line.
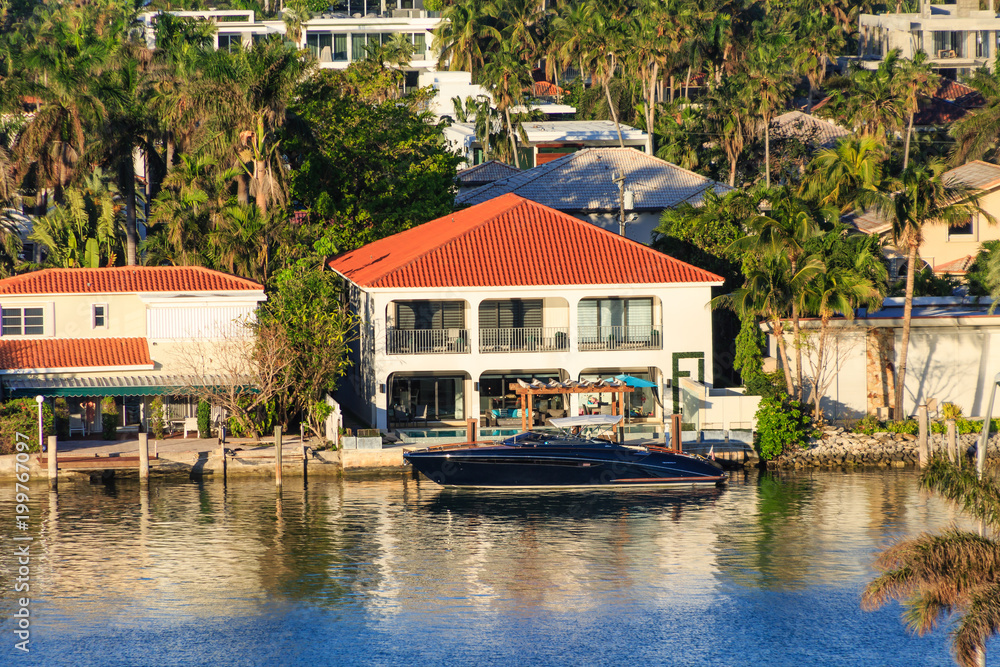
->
[479, 327, 569, 353]
[386, 327, 468, 354]
[578, 325, 662, 351]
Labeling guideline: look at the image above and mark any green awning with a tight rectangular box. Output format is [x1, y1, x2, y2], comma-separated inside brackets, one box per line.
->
[3, 375, 240, 398]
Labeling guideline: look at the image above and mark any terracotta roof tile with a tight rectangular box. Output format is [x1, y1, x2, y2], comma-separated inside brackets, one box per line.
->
[0, 338, 153, 370]
[530, 80, 567, 96]
[329, 194, 723, 288]
[456, 147, 730, 211]
[0, 267, 263, 295]
[934, 79, 985, 108]
[934, 255, 976, 274]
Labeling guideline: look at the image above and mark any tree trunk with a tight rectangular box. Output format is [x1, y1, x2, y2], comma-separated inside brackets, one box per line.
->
[807, 79, 815, 115]
[603, 79, 624, 148]
[764, 118, 772, 188]
[773, 319, 795, 397]
[728, 154, 737, 187]
[791, 256, 803, 400]
[646, 62, 659, 152]
[505, 107, 520, 168]
[123, 154, 137, 266]
[669, 74, 675, 104]
[903, 108, 914, 171]
[684, 63, 692, 99]
[895, 242, 918, 419]
[254, 160, 268, 213]
[237, 172, 250, 205]
[813, 321, 828, 420]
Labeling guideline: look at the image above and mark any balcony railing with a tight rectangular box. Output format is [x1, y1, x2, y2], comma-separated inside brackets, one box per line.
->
[578, 325, 662, 351]
[387, 328, 469, 355]
[479, 327, 569, 353]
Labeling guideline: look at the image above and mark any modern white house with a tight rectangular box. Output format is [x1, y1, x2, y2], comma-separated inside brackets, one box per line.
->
[765, 298, 1000, 423]
[859, 0, 1000, 76]
[443, 121, 652, 170]
[140, 5, 441, 79]
[0, 266, 266, 434]
[328, 193, 726, 435]
[456, 147, 731, 244]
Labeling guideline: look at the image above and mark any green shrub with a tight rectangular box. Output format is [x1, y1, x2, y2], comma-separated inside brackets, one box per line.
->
[197, 400, 211, 438]
[754, 396, 818, 461]
[941, 402, 962, 420]
[101, 397, 118, 440]
[53, 397, 69, 438]
[0, 399, 53, 455]
[149, 397, 166, 440]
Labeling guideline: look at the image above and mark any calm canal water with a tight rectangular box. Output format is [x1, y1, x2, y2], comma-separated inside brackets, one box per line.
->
[0, 468, 990, 666]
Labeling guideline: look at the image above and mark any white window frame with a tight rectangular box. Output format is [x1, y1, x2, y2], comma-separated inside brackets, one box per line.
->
[0, 305, 45, 337]
[93, 303, 109, 329]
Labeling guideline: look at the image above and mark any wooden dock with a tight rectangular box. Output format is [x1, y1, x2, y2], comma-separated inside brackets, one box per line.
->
[37, 454, 159, 470]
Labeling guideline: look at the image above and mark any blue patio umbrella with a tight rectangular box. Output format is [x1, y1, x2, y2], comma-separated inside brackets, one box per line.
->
[603, 374, 657, 388]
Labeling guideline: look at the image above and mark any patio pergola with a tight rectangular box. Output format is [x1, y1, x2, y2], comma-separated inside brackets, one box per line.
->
[508, 378, 634, 434]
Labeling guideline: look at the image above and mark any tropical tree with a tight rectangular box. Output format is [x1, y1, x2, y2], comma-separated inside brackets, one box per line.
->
[433, 0, 501, 78]
[840, 51, 906, 142]
[478, 42, 532, 168]
[801, 136, 885, 213]
[577, 4, 629, 147]
[950, 61, 1000, 165]
[864, 457, 1000, 667]
[794, 12, 844, 114]
[745, 35, 795, 188]
[860, 161, 994, 419]
[705, 74, 755, 187]
[730, 188, 832, 400]
[715, 249, 824, 397]
[896, 51, 940, 170]
[801, 232, 884, 419]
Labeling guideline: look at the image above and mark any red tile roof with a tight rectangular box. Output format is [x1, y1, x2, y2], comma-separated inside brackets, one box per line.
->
[329, 194, 724, 288]
[0, 338, 153, 370]
[530, 80, 567, 97]
[934, 255, 976, 275]
[0, 267, 263, 295]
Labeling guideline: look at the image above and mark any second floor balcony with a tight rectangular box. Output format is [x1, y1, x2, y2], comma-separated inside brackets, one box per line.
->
[479, 327, 569, 353]
[578, 325, 662, 351]
[387, 327, 468, 354]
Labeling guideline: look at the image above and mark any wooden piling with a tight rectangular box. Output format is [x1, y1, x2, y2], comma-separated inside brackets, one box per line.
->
[219, 437, 227, 483]
[947, 419, 958, 464]
[274, 426, 283, 489]
[138, 432, 149, 481]
[670, 414, 682, 452]
[47, 435, 57, 489]
[466, 418, 476, 443]
[917, 404, 929, 467]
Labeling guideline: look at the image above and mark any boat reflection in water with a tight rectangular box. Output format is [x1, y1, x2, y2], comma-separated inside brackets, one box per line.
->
[404, 415, 727, 489]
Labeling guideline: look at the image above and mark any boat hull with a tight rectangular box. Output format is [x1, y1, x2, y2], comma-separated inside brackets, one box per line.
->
[404, 444, 727, 488]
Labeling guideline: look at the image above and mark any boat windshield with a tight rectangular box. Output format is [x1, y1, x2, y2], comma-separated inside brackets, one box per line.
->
[503, 415, 623, 445]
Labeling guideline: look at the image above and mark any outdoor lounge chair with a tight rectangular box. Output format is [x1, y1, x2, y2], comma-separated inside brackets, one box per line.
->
[69, 414, 86, 437]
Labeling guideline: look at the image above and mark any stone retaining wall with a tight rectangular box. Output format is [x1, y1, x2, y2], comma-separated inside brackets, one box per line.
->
[770, 428, 1000, 469]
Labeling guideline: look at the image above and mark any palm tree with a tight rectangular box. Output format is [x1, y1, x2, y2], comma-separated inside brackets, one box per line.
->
[433, 0, 501, 78]
[861, 161, 994, 419]
[864, 457, 1000, 667]
[479, 43, 532, 169]
[842, 51, 906, 142]
[578, 5, 628, 147]
[950, 61, 1000, 165]
[282, 0, 312, 47]
[802, 235, 884, 419]
[745, 34, 795, 188]
[705, 75, 755, 187]
[715, 249, 824, 396]
[801, 137, 885, 213]
[896, 51, 939, 170]
[731, 188, 831, 400]
[794, 13, 844, 114]
[628, 1, 677, 150]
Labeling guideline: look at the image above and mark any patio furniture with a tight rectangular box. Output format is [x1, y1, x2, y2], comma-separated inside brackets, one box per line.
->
[182, 417, 199, 438]
[69, 414, 86, 437]
[412, 405, 429, 426]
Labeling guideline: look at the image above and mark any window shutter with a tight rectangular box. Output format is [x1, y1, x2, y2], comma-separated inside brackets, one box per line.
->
[442, 301, 464, 329]
[578, 300, 598, 329]
[602, 299, 625, 328]
[396, 302, 416, 329]
[498, 300, 515, 328]
[627, 298, 653, 329]
[478, 301, 498, 329]
[523, 300, 542, 328]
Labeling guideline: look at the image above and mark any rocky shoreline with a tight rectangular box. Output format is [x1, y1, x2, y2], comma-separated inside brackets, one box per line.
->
[769, 428, 1000, 469]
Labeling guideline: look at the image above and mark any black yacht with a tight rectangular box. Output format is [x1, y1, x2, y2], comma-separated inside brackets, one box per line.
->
[403, 416, 727, 489]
